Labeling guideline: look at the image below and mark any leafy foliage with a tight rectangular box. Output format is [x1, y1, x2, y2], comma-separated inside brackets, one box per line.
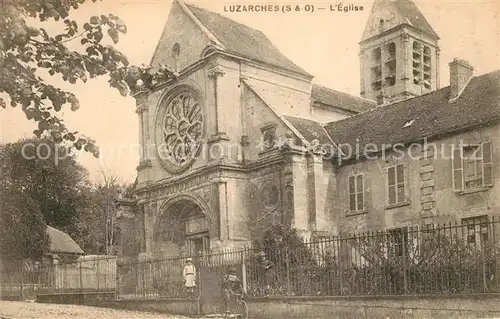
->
[0, 144, 50, 260]
[248, 224, 320, 296]
[2, 138, 91, 233]
[0, 186, 50, 261]
[1, 138, 134, 258]
[0, 0, 178, 156]
[246, 225, 500, 297]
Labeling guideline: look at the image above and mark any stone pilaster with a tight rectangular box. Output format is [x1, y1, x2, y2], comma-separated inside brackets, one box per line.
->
[135, 93, 147, 162]
[240, 75, 250, 164]
[207, 65, 231, 163]
[217, 181, 229, 241]
[135, 93, 152, 185]
[311, 153, 328, 232]
[306, 155, 318, 231]
[401, 33, 410, 84]
[207, 65, 226, 137]
[436, 47, 441, 89]
[419, 146, 436, 218]
[115, 198, 138, 260]
[359, 50, 365, 97]
[282, 148, 309, 232]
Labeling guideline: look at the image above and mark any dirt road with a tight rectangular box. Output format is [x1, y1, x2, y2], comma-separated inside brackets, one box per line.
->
[0, 301, 196, 319]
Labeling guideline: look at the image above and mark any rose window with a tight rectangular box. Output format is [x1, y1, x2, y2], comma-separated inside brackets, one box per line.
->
[157, 89, 203, 173]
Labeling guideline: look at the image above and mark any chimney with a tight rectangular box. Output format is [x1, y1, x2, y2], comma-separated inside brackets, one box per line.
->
[449, 58, 474, 102]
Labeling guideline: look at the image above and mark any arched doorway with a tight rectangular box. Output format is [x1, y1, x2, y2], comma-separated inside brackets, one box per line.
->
[154, 198, 210, 258]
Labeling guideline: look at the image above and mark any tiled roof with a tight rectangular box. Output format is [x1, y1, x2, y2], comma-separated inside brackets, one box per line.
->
[393, 0, 439, 38]
[324, 70, 500, 158]
[185, 4, 311, 77]
[311, 84, 377, 114]
[47, 226, 84, 255]
[285, 116, 333, 146]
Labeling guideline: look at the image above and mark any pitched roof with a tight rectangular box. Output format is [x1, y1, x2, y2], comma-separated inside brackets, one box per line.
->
[361, 0, 439, 42]
[393, 0, 438, 38]
[185, 4, 311, 77]
[311, 84, 377, 114]
[285, 116, 333, 146]
[47, 226, 84, 255]
[324, 70, 500, 158]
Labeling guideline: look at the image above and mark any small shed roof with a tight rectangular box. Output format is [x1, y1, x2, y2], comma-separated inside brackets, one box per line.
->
[47, 226, 84, 255]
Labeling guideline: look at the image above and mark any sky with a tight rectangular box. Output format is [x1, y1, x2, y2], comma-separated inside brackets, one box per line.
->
[1, 0, 499, 183]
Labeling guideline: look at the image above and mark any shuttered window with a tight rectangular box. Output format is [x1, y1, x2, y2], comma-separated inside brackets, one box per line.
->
[483, 142, 493, 186]
[349, 174, 364, 212]
[452, 142, 493, 191]
[388, 164, 405, 205]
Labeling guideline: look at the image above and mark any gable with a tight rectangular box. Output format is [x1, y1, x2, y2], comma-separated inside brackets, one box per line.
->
[243, 78, 312, 119]
[185, 4, 311, 77]
[242, 82, 299, 160]
[150, 1, 212, 68]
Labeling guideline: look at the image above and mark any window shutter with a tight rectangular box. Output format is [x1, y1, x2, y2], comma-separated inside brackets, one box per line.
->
[396, 164, 405, 203]
[356, 174, 364, 211]
[452, 147, 464, 191]
[482, 142, 493, 186]
[349, 176, 356, 211]
[388, 167, 396, 204]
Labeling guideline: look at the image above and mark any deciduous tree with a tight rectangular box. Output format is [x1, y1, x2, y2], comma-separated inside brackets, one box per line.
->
[0, 144, 50, 260]
[0, 0, 177, 156]
[1, 138, 91, 245]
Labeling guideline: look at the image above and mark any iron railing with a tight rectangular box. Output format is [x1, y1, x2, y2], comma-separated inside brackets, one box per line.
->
[117, 249, 245, 300]
[0, 255, 117, 299]
[2, 217, 500, 300]
[245, 217, 500, 296]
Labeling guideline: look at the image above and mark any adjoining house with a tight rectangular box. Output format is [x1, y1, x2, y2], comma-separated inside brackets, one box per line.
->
[115, 0, 499, 263]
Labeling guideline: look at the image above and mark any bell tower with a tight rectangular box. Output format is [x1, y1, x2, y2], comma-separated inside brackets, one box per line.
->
[359, 0, 440, 105]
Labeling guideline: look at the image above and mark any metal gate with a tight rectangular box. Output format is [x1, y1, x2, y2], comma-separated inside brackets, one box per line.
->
[198, 254, 244, 315]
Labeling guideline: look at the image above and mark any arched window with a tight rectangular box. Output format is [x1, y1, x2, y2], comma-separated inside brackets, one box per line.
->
[423, 46, 432, 89]
[412, 41, 432, 89]
[412, 41, 422, 85]
[172, 43, 180, 71]
[385, 42, 396, 87]
[371, 47, 382, 91]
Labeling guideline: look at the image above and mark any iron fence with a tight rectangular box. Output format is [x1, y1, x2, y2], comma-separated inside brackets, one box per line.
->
[0, 255, 117, 299]
[116, 249, 245, 300]
[2, 217, 500, 300]
[245, 217, 500, 296]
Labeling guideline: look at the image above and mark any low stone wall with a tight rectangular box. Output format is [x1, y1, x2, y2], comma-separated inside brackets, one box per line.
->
[36, 293, 500, 318]
[36, 291, 117, 305]
[249, 294, 500, 318]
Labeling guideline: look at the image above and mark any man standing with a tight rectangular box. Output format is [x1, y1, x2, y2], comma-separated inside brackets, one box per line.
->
[183, 258, 196, 296]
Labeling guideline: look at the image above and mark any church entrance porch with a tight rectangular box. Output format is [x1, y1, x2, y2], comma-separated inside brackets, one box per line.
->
[153, 197, 211, 258]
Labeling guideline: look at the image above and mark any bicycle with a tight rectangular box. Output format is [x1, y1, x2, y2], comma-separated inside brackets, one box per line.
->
[187, 286, 202, 318]
[223, 289, 248, 319]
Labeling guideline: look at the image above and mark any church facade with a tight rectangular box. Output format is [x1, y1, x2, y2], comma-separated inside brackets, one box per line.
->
[116, 0, 500, 261]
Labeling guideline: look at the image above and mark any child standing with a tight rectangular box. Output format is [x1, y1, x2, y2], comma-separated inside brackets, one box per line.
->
[183, 258, 196, 295]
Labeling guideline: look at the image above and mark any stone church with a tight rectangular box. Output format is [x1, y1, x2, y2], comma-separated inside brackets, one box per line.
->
[116, 0, 500, 260]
